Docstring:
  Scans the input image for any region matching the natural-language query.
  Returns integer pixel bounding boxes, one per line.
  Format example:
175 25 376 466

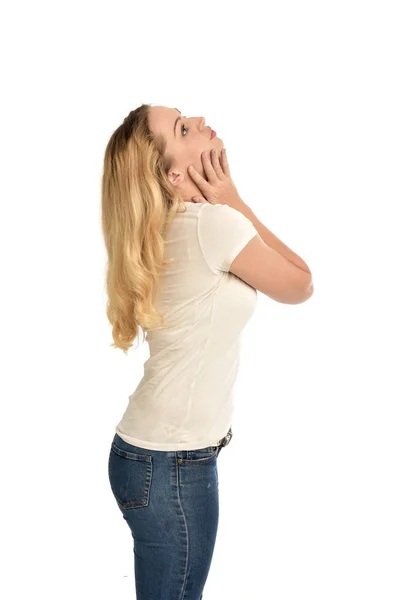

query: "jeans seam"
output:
176 457 189 600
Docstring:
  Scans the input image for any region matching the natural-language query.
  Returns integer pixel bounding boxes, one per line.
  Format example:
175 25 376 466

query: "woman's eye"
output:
181 123 188 136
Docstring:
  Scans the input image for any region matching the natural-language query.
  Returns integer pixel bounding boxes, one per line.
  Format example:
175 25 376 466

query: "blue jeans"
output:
108 429 232 599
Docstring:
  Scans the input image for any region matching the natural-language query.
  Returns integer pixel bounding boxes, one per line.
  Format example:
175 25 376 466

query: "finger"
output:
187 164 211 196
211 149 225 179
192 196 208 203
219 148 231 178
202 150 219 185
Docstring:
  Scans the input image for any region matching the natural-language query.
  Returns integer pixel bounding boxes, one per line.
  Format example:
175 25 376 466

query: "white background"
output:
1 1 399 598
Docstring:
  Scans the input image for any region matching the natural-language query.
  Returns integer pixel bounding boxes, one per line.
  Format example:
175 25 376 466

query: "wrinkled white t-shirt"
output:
115 201 258 450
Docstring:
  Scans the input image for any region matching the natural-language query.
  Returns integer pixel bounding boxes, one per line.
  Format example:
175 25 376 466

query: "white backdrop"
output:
1 1 399 599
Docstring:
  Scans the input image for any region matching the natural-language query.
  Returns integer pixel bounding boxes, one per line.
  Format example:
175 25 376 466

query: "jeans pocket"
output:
177 446 220 465
108 442 153 509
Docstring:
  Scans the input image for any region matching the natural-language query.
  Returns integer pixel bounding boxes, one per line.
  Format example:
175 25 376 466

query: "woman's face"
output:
148 105 224 201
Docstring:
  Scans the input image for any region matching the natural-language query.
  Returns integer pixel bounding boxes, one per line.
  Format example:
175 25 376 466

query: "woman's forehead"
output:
148 106 181 142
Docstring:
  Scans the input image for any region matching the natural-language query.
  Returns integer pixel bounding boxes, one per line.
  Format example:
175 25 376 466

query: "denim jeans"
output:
108 428 232 599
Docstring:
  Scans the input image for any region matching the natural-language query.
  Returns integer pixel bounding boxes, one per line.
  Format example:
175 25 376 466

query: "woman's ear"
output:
168 169 184 187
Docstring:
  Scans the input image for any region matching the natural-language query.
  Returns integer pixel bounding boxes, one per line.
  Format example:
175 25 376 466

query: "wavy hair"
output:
101 104 187 353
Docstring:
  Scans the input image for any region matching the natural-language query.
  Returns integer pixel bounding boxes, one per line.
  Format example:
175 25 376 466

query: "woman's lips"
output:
210 129 216 139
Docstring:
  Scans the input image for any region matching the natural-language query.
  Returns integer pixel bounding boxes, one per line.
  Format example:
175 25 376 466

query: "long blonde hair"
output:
101 104 187 353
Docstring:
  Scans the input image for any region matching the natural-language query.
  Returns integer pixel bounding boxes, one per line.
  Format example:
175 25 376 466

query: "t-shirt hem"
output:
115 426 230 451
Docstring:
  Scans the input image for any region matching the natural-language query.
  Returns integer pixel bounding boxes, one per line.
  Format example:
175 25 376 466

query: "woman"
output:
103 104 314 599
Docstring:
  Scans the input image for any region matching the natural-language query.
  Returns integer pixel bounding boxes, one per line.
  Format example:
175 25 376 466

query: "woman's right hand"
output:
187 148 246 212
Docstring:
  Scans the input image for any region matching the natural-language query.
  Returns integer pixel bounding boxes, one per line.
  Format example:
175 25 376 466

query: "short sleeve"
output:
197 202 258 274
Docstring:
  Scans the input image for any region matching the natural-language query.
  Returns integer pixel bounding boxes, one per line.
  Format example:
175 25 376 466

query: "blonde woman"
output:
103 104 314 599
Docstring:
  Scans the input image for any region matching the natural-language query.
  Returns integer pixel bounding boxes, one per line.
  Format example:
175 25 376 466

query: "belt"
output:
217 426 233 448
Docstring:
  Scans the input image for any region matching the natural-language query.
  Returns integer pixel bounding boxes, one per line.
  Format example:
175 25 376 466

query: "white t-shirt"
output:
115 201 259 450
